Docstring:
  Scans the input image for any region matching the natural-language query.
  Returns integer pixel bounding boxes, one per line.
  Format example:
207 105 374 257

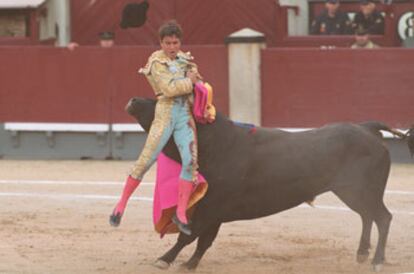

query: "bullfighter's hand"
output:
186 71 199 84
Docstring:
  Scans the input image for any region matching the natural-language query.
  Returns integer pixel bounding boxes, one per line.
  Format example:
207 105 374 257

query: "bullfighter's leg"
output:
154 233 198 269
130 109 175 180
110 110 174 226
181 223 221 270
171 100 198 235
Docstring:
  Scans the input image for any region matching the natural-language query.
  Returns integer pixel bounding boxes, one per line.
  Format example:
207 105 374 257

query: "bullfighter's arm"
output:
150 61 193 98
187 62 203 81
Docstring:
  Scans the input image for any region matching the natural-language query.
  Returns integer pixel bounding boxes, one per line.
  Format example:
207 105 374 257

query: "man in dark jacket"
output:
310 0 352 35
352 0 385 35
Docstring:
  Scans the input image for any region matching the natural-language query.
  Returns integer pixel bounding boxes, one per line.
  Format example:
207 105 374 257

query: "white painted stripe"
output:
3 123 407 138
0 192 413 216
298 204 351 212
299 204 414 216
112 123 144 132
4 122 109 132
278 127 408 139
0 192 153 202
278 128 312 133
386 190 414 195
0 179 154 186
1 179 413 195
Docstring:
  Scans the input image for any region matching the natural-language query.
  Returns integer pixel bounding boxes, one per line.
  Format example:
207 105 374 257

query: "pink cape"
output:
192 82 209 124
153 152 208 236
193 82 215 124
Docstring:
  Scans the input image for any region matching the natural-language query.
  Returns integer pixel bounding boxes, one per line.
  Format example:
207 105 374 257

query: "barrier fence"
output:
0 46 413 160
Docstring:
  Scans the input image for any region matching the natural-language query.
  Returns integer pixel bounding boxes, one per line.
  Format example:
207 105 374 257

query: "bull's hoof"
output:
172 215 192 236
153 259 170 269
372 264 383 272
180 261 199 271
109 212 122 227
356 253 369 263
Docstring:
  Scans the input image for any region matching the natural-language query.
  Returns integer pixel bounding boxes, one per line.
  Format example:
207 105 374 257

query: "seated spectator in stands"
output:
98 31 115 48
310 0 352 35
67 31 115 50
352 0 384 35
351 26 380 49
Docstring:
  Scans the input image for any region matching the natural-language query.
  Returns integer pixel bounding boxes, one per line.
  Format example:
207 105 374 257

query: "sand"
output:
0 160 413 274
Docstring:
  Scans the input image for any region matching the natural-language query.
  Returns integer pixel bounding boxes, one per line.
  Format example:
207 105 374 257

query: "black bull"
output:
125 97 414 271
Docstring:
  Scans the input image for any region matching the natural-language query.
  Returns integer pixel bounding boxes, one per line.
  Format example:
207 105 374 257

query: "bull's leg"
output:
371 202 392 271
154 233 197 269
333 188 377 264
181 223 221 270
357 216 373 263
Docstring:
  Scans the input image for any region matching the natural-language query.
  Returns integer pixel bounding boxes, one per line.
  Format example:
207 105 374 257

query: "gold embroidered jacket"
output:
139 50 201 99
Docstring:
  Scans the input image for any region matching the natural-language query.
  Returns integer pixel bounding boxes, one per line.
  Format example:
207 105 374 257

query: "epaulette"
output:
139 50 194 75
177 51 194 61
138 50 169 75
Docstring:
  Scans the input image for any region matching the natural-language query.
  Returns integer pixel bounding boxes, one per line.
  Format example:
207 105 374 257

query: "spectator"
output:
352 0 385 35
310 0 352 35
351 26 380 49
98 31 115 48
67 31 115 50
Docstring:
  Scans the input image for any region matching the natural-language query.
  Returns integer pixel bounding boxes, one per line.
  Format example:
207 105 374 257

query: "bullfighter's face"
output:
160 35 181 60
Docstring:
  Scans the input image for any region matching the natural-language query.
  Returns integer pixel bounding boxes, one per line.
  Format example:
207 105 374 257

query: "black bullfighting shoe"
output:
109 211 122 227
172 214 192 236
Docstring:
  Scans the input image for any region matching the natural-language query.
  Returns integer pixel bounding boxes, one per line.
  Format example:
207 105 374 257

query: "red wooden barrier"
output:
3 46 412 129
261 48 414 128
0 46 228 123
0 47 111 123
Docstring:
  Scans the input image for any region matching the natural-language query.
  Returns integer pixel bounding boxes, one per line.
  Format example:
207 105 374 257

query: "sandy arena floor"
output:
0 160 413 274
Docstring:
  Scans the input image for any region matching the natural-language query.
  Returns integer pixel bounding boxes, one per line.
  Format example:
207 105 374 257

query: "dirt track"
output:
0 160 413 274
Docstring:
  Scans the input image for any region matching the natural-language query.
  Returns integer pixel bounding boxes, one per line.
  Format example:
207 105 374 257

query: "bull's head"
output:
125 97 156 132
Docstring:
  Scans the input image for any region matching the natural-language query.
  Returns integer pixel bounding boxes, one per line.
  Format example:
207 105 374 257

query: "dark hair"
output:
158 20 183 40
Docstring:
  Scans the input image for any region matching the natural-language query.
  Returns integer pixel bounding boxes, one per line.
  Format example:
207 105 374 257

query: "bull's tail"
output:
359 121 414 157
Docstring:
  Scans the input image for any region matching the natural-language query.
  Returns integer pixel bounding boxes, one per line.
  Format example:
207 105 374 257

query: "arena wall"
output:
261 48 414 128
0 46 413 161
0 46 228 159
0 46 229 123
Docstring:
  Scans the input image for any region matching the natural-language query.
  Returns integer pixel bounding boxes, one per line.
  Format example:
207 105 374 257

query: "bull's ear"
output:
130 98 155 132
